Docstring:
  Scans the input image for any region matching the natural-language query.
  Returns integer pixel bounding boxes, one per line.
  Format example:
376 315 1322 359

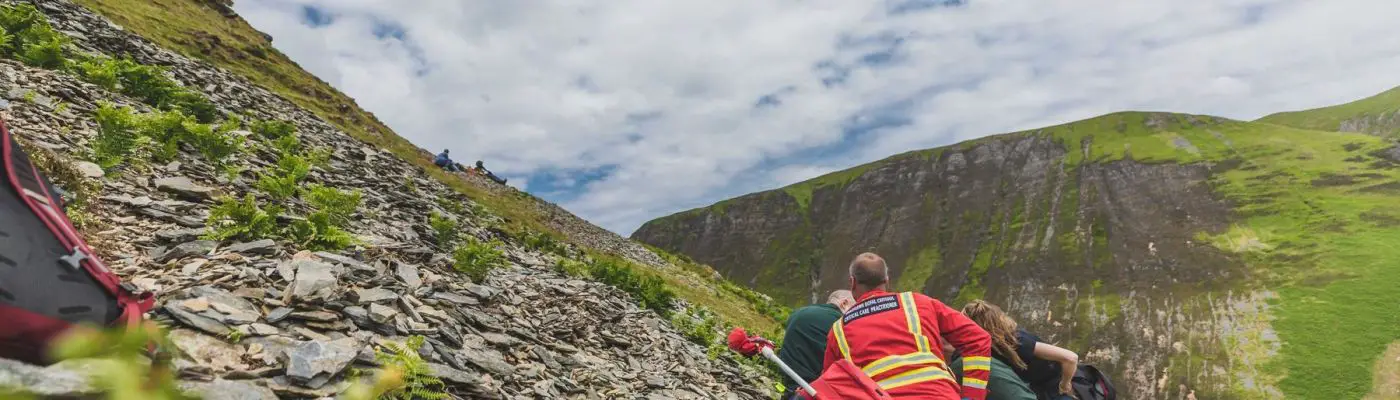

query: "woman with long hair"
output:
961 300 1080 400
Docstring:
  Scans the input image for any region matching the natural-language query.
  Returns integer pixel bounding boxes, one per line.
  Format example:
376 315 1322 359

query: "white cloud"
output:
235 0 1400 235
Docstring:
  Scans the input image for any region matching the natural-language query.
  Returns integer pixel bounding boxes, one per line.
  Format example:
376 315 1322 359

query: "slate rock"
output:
289 259 338 302
155 176 216 201
395 263 422 289
228 239 279 255
73 161 103 179
0 358 107 396
460 347 514 376
156 227 208 243
157 240 217 262
178 379 279 400
432 291 478 306
282 338 360 387
266 307 294 323
427 363 482 387
464 283 498 300
351 288 397 304
166 305 232 336
368 303 398 324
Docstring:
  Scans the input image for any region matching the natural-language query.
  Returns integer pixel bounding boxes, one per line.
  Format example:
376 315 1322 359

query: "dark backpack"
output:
0 116 156 365
1071 364 1116 400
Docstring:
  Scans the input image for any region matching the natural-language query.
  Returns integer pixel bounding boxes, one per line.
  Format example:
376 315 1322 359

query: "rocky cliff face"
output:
0 0 775 398
635 110 1400 399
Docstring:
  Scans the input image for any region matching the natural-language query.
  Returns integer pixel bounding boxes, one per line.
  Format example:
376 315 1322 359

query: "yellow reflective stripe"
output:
964 377 988 390
861 352 947 377
876 365 955 391
962 356 991 371
898 292 932 353
831 320 852 361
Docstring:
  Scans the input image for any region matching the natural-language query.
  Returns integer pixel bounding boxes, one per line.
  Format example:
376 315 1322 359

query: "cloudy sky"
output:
235 0 1400 235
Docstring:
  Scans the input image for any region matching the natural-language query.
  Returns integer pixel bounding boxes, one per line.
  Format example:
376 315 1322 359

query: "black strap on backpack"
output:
1071 364 1116 400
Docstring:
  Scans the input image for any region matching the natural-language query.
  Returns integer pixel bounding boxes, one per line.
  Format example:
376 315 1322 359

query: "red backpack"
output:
796 359 894 400
0 116 156 365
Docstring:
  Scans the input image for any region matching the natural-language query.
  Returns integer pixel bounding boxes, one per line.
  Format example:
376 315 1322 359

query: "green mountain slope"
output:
1258 85 1400 135
634 106 1400 399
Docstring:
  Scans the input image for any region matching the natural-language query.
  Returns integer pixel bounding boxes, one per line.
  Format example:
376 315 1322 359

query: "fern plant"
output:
255 154 310 200
453 239 506 283
90 102 141 169
304 184 362 225
204 194 282 242
428 211 457 247
374 336 448 400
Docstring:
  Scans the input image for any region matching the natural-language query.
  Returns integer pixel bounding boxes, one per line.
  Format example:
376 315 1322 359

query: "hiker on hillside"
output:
943 339 1037 400
822 252 994 399
776 290 857 400
434 149 458 171
961 300 1080 400
474 160 507 185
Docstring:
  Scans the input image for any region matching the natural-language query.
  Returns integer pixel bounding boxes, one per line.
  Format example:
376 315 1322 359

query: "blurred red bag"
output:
796 359 893 400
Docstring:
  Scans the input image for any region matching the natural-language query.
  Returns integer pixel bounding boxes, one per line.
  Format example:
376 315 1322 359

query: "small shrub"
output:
286 211 356 251
428 211 457 247
307 147 332 168
588 258 676 314
522 230 566 255
170 90 218 123
74 57 124 91
205 194 282 242
453 239 505 283
373 336 447 400
672 307 720 347
250 119 296 140
255 154 310 200
116 62 182 108
553 258 588 277
16 33 67 69
90 102 140 169
133 109 186 162
271 134 300 155
303 184 361 225
0 4 71 69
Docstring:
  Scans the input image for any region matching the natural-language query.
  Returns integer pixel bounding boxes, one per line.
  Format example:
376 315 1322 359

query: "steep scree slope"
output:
634 109 1400 399
0 0 783 399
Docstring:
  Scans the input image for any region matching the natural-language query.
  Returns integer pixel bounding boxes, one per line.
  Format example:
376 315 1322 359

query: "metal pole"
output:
760 346 817 397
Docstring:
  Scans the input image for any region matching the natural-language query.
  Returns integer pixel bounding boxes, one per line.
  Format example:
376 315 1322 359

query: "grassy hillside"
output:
640 108 1400 399
68 0 785 337
1258 85 1400 135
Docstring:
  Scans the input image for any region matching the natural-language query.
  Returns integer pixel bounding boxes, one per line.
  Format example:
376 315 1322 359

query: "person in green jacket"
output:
946 344 1038 400
776 290 856 400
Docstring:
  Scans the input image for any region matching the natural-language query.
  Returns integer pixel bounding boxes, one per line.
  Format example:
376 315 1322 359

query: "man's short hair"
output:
849 253 889 288
827 289 853 305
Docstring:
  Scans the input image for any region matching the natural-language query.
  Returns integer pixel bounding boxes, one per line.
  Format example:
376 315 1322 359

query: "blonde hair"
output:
960 300 1027 370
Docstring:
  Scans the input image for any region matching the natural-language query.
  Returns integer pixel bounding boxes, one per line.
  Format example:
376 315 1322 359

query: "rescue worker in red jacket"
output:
823 252 994 400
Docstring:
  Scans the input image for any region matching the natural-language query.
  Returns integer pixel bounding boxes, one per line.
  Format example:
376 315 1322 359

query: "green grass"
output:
893 247 940 292
1258 86 1400 134
1127 120 1400 398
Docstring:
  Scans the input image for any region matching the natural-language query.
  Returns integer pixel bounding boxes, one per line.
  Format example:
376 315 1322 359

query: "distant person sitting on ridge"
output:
962 300 1080 400
434 149 458 171
474 160 507 185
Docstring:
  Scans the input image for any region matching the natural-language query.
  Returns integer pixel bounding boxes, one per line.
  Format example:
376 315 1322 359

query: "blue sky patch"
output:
887 0 968 15
300 5 334 27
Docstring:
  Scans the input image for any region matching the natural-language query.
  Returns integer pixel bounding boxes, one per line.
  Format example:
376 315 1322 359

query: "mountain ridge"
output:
633 100 1400 399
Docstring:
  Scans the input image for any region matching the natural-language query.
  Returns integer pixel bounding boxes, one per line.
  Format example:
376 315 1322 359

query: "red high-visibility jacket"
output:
823 290 992 400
